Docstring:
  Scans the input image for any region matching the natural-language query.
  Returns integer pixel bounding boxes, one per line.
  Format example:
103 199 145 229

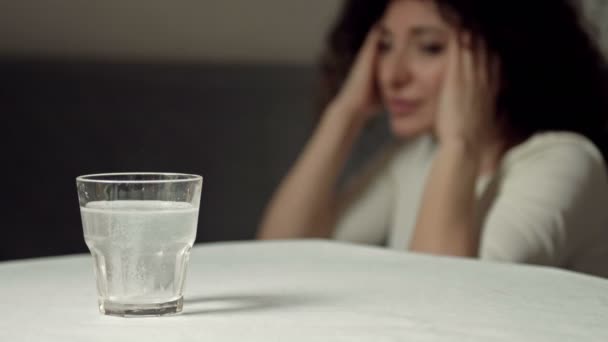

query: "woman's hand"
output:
410 34 502 257
329 26 382 124
435 35 499 149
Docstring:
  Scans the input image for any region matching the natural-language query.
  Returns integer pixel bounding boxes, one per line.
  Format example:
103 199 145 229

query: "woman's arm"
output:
410 141 481 256
410 34 499 256
258 28 382 239
258 105 365 239
480 136 608 274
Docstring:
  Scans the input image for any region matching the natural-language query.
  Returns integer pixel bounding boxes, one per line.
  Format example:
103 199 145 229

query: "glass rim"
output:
76 172 203 184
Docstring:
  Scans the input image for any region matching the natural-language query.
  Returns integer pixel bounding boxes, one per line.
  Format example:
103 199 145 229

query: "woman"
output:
259 0 608 277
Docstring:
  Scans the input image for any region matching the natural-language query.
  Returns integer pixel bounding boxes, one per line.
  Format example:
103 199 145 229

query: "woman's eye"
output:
420 43 445 55
378 40 392 53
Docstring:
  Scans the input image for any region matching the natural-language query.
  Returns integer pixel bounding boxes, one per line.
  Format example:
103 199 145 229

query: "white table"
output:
2 240 608 341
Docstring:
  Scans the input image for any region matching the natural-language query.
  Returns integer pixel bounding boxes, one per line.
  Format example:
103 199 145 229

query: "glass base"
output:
99 297 183 317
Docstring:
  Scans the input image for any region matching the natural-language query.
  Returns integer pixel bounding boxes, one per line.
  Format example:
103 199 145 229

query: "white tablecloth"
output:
1 240 607 341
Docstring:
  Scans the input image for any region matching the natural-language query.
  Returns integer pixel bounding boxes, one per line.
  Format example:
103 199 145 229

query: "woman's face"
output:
377 0 452 138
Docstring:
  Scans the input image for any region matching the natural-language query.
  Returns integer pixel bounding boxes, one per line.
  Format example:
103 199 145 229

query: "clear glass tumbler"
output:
76 173 203 317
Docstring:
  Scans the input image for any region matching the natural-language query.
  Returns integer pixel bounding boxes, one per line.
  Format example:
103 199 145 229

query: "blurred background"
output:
1 0 343 260
2 0 607 261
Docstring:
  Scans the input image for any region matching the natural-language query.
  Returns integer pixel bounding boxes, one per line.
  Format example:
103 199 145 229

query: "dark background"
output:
2 59 317 260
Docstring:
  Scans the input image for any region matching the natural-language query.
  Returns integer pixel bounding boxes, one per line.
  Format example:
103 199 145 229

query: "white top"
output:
581 0 608 57
334 132 608 277
2 241 608 341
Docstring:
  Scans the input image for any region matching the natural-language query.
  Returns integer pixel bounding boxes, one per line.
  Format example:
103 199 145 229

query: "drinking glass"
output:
76 173 203 317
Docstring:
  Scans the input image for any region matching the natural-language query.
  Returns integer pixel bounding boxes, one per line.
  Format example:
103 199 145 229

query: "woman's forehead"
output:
381 0 449 31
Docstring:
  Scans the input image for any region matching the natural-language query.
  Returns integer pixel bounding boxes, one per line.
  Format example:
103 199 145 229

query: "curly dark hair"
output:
319 0 608 154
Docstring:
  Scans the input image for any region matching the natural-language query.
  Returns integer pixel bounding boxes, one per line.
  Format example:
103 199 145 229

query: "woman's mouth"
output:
387 98 421 115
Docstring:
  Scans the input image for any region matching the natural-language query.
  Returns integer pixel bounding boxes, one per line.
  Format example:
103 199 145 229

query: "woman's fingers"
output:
352 26 382 113
350 26 380 81
441 32 459 99
463 36 499 117
332 25 382 118
474 40 500 116
362 25 381 60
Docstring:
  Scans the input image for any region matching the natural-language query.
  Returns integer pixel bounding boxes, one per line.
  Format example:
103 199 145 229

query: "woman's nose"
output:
387 53 412 89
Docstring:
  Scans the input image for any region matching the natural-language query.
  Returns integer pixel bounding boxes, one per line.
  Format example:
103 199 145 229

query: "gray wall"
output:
2 1 606 62
0 0 342 63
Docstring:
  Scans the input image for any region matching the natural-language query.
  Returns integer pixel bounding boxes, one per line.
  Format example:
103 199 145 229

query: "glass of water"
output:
76 173 203 317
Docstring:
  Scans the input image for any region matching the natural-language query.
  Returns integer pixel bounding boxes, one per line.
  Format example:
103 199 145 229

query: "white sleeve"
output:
480 142 608 267
332 156 395 246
